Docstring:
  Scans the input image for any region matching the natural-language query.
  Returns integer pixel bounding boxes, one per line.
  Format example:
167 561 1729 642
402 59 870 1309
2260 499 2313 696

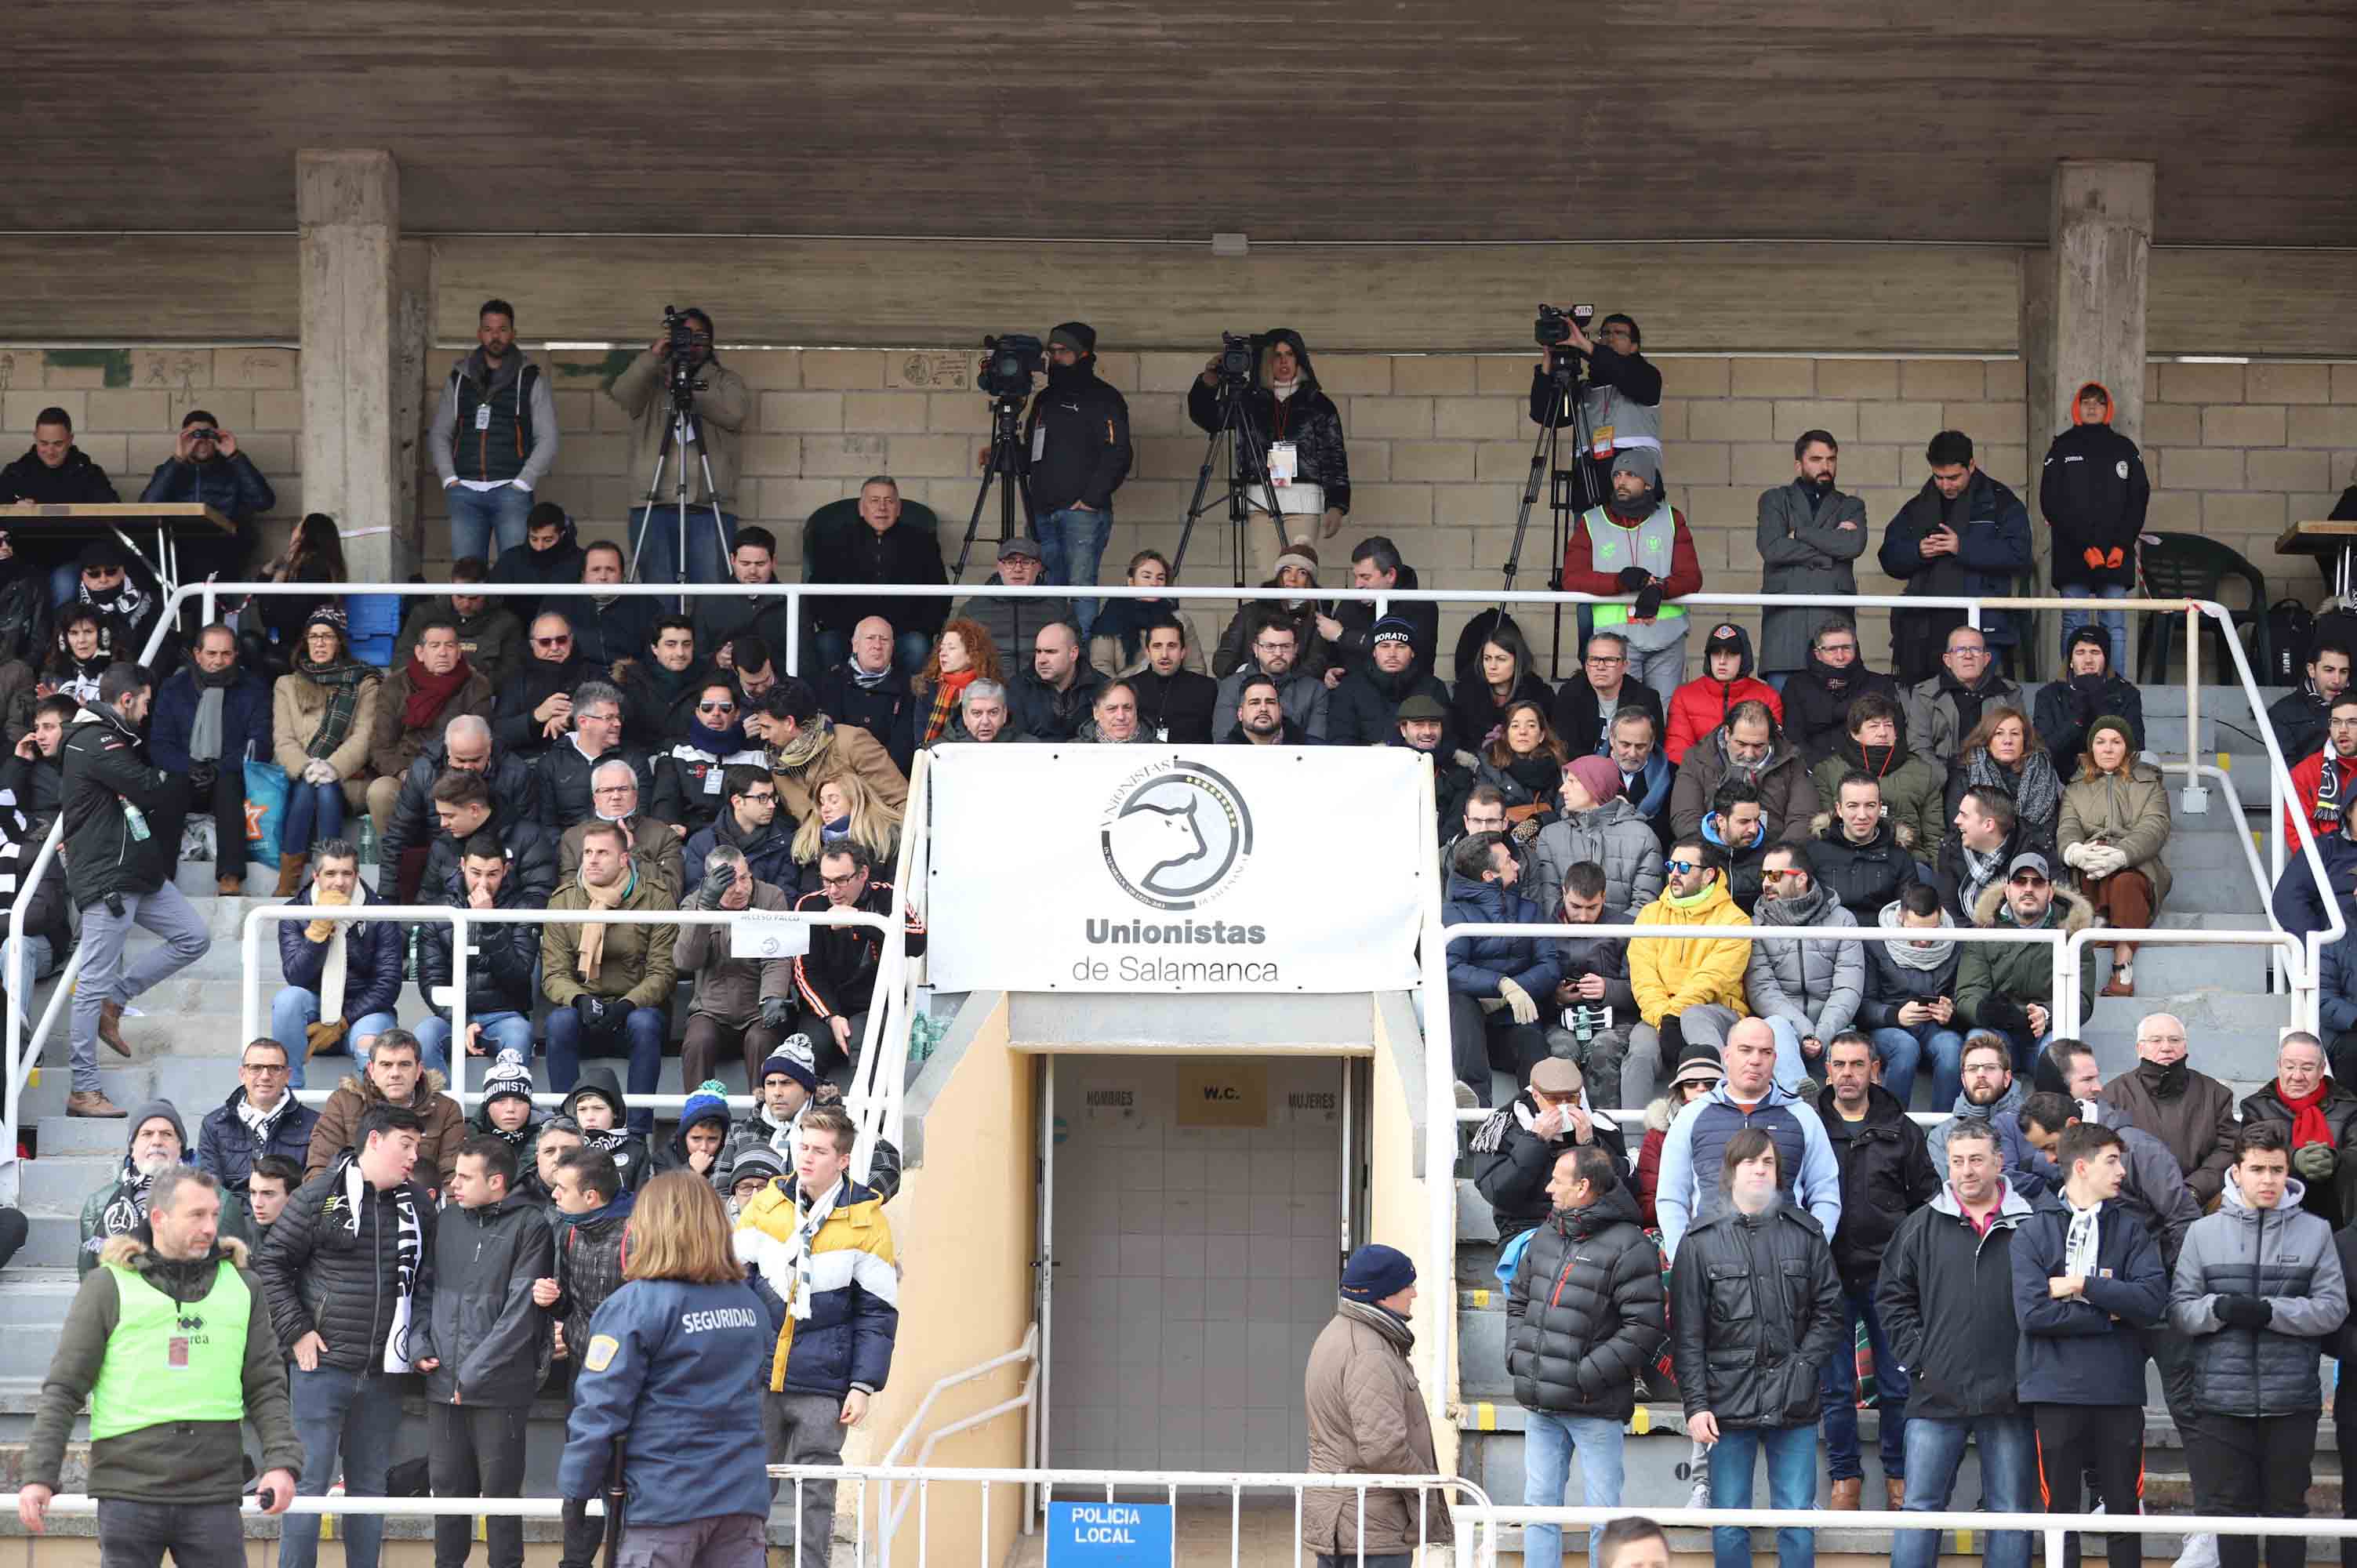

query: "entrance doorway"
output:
1042 1054 1364 1472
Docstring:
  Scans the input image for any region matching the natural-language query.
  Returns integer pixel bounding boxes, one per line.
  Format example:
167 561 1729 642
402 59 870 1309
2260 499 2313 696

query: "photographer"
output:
1188 328 1351 579
1528 311 1663 510
1022 323 1132 637
611 307 751 587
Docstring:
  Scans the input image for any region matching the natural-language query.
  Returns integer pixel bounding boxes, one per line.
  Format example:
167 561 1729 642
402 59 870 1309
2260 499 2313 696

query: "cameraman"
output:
611 307 751 588
1189 328 1351 582
1528 311 1662 510
1022 322 1132 637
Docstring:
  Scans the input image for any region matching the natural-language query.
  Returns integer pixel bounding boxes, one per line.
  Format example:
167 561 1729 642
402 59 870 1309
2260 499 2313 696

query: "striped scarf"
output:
922 668 979 746
297 655 372 760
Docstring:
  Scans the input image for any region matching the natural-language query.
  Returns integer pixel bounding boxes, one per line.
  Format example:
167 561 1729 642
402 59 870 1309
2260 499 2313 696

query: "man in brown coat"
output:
755 675 908 823
2100 1011 2241 1207
363 619 494 845
302 1028 467 1191
1302 1244 1452 1568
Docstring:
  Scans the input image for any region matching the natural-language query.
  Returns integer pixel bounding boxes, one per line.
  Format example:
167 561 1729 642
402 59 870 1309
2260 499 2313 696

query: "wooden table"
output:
0 502 234 597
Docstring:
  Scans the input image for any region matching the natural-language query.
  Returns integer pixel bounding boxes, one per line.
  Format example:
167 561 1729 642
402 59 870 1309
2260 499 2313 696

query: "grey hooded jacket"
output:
2168 1170 2349 1417
1524 796 1665 924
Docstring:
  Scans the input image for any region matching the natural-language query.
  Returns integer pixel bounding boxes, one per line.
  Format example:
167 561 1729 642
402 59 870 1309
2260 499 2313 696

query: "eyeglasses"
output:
532 635 571 648
1586 655 1625 666
2009 873 2049 887
743 791 778 804
241 1061 289 1075
1253 641 1295 654
819 872 862 889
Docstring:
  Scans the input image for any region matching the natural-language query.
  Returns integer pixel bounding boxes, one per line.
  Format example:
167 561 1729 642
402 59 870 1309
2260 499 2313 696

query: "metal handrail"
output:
874 1323 1042 1548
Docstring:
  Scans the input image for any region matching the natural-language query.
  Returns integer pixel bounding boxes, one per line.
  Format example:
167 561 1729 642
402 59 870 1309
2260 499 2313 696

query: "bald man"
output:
813 614 917 774
2097 1012 2239 1207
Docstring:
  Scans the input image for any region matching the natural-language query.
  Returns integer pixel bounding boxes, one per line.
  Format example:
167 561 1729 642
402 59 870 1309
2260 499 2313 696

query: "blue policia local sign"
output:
1044 1501 1175 1568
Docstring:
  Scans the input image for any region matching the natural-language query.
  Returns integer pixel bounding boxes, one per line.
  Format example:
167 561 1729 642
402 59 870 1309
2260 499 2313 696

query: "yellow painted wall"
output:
848 992 1037 1568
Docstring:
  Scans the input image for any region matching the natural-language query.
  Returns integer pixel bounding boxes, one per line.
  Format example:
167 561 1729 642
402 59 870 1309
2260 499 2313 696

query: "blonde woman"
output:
2058 714 2172 996
1088 549 1209 677
790 771 902 896
1945 703 2061 853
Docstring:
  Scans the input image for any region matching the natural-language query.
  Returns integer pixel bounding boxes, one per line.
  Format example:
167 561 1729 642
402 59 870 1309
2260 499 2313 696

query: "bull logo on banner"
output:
1099 760 1255 911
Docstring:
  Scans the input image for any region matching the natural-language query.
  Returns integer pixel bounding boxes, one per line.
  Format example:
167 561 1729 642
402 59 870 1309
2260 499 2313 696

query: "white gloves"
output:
302 759 338 786
2061 841 2089 869
1498 976 1539 1025
2068 842 2128 878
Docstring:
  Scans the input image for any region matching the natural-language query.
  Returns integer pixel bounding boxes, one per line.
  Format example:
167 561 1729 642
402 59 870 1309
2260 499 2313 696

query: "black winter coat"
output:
682 809 797 895
253 1159 438 1374
689 592 799 665
1814 1085 1939 1290
419 813 558 913
2040 416 2150 591
1669 1203 1845 1428
1553 678 1665 761
194 1089 321 1195
1322 566 1434 677
804 520 949 639
1186 331 1351 517
1781 661 1901 767
1473 1089 1632 1244
2239 1080 2357 1229
1024 361 1132 514
2010 1190 2168 1406
1506 1181 1665 1421
1129 668 1219 746
1328 665 1450 749
147 667 273 777
1804 814 1923 924
543 592 652 671
412 1190 553 1407
380 740 542 876
0 446 118 506
647 733 767 835
535 739 653 833
1009 666 1107 743
1858 930 1963 1030
616 659 717 753
553 1193 636 1353
815 662 919 775
485 527 587 626
1875 1183 2036 1419
490 653 604 758
0 567 50 666
277 879 405 1025
418 876 544 1023
59 704 181 909
140 452 276 523
2033 673 2145 781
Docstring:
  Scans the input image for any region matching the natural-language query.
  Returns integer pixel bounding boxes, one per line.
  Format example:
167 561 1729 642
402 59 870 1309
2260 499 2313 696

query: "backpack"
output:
2269 599 2316 684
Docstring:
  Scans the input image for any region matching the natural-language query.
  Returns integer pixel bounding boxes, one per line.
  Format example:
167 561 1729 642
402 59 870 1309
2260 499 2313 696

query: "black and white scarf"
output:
98 1160 161 1243
237 1091 294 1149
340 1156 423 1372
1961 840 2008 913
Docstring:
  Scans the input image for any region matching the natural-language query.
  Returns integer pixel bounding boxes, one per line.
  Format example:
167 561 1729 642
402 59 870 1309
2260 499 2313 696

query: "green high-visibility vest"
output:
1585 501 1687 628
89 1259 249 1439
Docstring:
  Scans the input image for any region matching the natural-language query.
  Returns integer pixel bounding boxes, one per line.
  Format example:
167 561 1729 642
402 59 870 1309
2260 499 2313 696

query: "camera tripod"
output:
1498 347 1604 677
1175 372 1291 587
624 374 732 612
953 394 1038 580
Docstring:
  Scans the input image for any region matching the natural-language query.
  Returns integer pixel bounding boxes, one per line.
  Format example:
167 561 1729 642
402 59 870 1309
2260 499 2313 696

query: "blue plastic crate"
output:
345 593 403 637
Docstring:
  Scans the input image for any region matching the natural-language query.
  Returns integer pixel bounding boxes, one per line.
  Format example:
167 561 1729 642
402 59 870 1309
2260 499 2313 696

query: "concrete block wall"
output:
0 347 307 543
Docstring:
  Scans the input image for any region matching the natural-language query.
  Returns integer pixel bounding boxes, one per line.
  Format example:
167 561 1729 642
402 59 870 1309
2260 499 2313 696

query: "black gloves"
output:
2217 1295 2273 1330
1633 583 1665 622
189 761 218 793
1615 567 1651 592
759 995 793 1032
696 865 736 909
1658 1014 1685 1062
573 994 616 1033
1977 994 2029 1034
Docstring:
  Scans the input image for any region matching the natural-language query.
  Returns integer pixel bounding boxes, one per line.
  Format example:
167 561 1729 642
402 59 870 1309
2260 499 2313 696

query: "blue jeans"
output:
628 504 738 592
1873 1025 1964 1112
812 626 935 678
415 1009 535 1078
281 778 346 855
281 1363 405 1568
1820 1283 1907 1483
1037 505 1112 634
1707 1422 1817 1568
1894 1413 2038 1568
1522 1411 1626 1568
271 989 399 1091
546 1001 666 1134
2060 583 2130 675
1763 1018 1817 1096
2 932 56 1027
445 481 536 566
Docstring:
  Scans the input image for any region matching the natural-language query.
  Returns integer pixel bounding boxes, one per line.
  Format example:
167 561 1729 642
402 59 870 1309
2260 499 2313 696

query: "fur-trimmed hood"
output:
1809 810 1915 851
100 1232 251 1270
1970 879 2096 935
1645 1096 1678 1134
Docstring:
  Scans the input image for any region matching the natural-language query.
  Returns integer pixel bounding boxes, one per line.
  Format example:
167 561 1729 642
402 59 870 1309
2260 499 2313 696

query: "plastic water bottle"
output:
122 801 151 842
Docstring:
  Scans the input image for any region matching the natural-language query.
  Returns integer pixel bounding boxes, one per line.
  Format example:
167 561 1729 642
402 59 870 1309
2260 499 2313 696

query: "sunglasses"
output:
2010 873 2049 887
532 636 572 648
697 701 737 713
1665 859 1698 875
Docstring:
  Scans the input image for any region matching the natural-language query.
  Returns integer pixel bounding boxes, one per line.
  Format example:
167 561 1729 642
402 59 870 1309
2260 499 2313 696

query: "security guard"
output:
559 1171 777 1568
18 1166 300 1564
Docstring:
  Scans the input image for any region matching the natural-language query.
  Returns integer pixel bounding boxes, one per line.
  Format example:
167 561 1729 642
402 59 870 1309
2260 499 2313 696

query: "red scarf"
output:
2279 1077 2336 1149
401 652 475 730
923 666 979 746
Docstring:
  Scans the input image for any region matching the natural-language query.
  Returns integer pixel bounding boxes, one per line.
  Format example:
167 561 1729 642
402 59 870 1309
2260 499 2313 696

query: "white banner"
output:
925 745 1425 993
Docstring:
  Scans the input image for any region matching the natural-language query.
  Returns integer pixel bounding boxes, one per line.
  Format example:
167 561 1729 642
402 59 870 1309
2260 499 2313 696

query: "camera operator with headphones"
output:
1528 310 1662 513
611 307 751 587
1189 328 1352 583
1022 323 1132 638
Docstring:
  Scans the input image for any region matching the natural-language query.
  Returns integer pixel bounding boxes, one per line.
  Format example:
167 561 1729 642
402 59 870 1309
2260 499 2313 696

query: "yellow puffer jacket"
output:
1629 877 1753 1025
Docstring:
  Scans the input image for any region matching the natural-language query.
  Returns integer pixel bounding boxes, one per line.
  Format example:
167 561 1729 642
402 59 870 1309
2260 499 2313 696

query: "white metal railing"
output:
873 1324 1042 1553
240 901 900 1183
1466 1503 2357 1568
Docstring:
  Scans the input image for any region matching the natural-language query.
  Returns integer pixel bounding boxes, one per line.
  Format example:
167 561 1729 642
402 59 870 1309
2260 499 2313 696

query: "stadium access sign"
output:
927 746 1424 992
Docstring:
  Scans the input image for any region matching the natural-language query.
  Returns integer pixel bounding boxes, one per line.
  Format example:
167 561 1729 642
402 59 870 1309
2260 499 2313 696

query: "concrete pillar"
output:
2045 159 2154 447
296 149 410 579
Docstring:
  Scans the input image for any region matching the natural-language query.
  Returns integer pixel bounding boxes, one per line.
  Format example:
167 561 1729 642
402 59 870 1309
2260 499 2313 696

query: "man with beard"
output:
2289 696 2357 845
2268 639 2351 767
2036 625 2146 779
430 298 559 564
486 503 587 620
720 1035 903 1203
1814 1031 1938 1510
1668 699 1819 844
1529 310 1663 527
147 622 272 895
1329 618 1449 746
2041 383 2151 675
1905 625 2024 771
1128 616 1219 745
1215 612 1328 741
1956 851 2098 1073
491 612 601 760
1758 431 1871 693
1552 631 1665 760
616 615 717 751
688 528 797 656
1024 322 1132 633
363 619 492 848
80 1102 254 1276
650 678 767 834
1925 1033 2036 1175
1560 448 1702 709
1749 844 1865 1098
1222 674 1309 746
1393 695 1475 829
1879 430 2033 684
1782 618 1901 767
1011 620 1107 742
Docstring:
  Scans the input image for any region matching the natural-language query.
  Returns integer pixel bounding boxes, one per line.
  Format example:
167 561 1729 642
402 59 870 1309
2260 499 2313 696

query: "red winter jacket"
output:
1666 675 1783 765
2289 746 2357 844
